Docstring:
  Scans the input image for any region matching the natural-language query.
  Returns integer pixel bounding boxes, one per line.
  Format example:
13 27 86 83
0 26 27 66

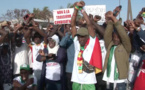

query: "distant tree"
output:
67 3 74 8
14 9 29 22
1 9 29 22
33 8 41 19
33 6 52 21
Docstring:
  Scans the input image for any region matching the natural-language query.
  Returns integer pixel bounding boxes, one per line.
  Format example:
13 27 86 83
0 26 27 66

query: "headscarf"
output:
47 35 59 55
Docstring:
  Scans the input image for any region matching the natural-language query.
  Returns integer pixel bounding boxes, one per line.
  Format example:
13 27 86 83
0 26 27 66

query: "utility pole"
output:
127 0 133 20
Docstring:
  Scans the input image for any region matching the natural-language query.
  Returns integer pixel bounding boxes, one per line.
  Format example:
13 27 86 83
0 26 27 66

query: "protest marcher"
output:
13 33 29 77
0 25 8 90
89 14 105 40
59 26 75 90
13 64 37 90
136 7 145 22
24 13 47 89
133 45 145 90
0 1 145 90
125 14 145 90
71 1 102 90
89 12 106 90
124 18 145 89
0 22 14 90
103 11 131 90
36 34 66 90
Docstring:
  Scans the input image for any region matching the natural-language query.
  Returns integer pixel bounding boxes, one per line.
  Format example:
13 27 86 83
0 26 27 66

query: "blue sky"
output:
0 0 144 22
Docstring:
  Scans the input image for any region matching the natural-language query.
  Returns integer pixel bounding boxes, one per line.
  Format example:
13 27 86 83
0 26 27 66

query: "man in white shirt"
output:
24 23 47 90
71 1 102 90
13 34 29 76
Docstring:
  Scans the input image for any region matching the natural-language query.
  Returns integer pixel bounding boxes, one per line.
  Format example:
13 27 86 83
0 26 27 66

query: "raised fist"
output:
134 19 143 27
73 2 78 7
76 1 85 8
94 15 101 22
105 11 114 20
89 14 93 20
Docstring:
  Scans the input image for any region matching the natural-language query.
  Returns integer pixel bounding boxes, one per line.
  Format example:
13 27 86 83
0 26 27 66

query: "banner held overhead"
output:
53 8 74 25
84 5 106 23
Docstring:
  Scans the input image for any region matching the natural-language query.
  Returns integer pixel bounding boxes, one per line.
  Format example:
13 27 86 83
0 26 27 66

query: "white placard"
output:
53 8 74 25
84 5 106 23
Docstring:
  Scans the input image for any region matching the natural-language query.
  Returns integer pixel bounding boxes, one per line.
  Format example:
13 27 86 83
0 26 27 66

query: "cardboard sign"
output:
84 5 106 23
53 8 74 25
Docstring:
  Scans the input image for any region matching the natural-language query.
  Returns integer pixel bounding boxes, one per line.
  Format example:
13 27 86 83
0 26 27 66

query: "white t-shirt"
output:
99 40 106 68
13 75 37 88
13 44 29 74
71 36 97 84
103 47 126 83
45 61 61 81
30 43 44 70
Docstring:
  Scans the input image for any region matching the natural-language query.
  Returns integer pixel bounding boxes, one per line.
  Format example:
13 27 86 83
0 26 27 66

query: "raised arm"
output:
48 25 59 37
114 22 131 54
91 19 105 37
78 1 96 38
13 24 23 34
104 22 114 49
57 26 64 38
59 32 72 48
104 11 115 49
111 12 131 53
32 26 47 44
71 2 78 38
55 25 64 39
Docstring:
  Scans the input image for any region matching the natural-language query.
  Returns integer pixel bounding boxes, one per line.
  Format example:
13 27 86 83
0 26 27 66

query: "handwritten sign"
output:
84 5 106 23
53 8 74 25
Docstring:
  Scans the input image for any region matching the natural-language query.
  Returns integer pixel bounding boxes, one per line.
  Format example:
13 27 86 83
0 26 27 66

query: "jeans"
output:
66 73 72 90
45 79 61 90
106 82 126 90
95 72 106 90
33 70 42 90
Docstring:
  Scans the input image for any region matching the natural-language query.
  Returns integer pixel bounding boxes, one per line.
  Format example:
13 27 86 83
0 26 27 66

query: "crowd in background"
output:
0 1 145 90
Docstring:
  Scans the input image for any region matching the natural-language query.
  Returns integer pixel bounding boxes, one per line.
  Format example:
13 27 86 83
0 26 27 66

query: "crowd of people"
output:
0 1 145 90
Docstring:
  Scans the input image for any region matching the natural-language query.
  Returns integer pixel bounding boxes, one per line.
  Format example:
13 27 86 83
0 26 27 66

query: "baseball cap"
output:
20 64 30 71
76 27 89 36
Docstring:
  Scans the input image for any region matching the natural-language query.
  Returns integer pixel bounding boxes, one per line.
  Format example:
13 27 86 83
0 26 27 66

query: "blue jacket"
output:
133 30 145 51
137 29 145 43
59 33 74 73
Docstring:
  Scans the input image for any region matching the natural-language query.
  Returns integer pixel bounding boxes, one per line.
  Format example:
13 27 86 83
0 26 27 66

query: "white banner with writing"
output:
53 8 74 25
84 5 106 23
